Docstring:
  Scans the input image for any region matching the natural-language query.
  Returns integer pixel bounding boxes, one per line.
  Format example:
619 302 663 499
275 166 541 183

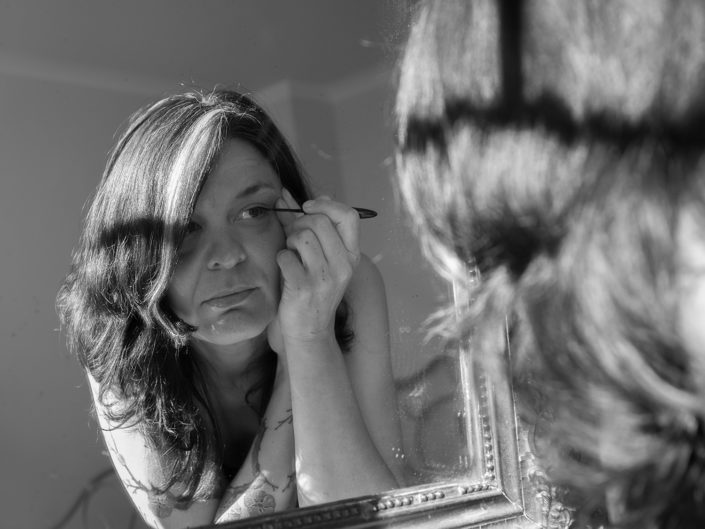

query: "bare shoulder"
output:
86 372 220 528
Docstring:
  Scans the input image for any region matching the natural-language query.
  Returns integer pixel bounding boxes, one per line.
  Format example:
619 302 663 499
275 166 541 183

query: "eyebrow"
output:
235 182 278 200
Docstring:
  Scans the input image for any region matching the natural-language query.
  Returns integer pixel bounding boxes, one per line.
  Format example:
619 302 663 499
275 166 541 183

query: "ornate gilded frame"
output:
209 283 573 529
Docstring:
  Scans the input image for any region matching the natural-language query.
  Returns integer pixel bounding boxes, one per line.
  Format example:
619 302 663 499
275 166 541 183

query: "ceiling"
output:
0 0 414 92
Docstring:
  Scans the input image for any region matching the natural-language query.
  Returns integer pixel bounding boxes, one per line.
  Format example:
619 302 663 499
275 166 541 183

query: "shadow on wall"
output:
46 468 150 529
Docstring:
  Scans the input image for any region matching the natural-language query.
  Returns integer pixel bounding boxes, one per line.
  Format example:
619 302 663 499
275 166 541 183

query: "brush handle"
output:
268 206 377 219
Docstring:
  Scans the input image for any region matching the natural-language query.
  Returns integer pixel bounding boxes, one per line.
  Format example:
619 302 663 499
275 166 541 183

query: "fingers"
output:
273 194 361 343
277 217 355 297
301 197 360 258
276 247 307 285
290 213 351 268
276 191 360 286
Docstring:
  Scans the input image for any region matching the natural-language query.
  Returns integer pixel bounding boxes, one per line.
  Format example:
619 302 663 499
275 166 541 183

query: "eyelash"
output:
184 205 272 235
236 205 271 221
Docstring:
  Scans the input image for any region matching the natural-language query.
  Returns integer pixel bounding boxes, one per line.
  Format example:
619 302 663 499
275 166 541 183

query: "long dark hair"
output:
396 1 705 527
57 89 352 501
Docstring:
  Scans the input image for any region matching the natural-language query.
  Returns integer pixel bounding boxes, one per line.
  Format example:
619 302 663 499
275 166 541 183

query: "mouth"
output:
203 288 256 310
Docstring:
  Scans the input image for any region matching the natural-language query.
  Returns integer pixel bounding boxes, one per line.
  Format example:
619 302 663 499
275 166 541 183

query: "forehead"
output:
200 138 281 199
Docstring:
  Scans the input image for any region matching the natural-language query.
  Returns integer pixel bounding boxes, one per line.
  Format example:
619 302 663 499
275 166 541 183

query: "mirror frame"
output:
207 282 574 529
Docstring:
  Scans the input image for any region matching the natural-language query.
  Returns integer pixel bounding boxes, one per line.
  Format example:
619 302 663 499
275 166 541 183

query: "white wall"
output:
0 73 156 527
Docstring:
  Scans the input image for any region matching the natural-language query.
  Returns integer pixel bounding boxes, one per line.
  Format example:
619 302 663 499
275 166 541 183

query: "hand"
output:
267 189 360 352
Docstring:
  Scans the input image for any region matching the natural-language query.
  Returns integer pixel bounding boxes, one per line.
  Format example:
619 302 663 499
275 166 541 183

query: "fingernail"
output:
302 200 314 210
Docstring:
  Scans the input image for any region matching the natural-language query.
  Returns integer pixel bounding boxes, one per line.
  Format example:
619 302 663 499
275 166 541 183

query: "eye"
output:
236 206 271 221
185 220 202 234
177 220 201 256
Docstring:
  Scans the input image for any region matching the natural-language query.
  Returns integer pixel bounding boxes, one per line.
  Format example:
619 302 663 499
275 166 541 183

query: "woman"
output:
395 1 705 527
57 89 402 528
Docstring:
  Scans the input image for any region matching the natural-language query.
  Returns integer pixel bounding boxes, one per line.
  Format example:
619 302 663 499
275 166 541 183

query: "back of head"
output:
396 1 705 527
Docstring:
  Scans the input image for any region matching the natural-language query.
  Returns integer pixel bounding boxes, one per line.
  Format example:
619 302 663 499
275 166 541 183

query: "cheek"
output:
253 225 286 296
265 229 286 280
261 218 286 261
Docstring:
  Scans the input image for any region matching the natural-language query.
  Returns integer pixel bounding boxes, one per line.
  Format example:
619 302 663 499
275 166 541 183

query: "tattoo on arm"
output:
282 472 297 493
275 408 293 430
249 420 278 491
104 433 214 519
219 415 294 519
219 489 276 520
102 410 295 522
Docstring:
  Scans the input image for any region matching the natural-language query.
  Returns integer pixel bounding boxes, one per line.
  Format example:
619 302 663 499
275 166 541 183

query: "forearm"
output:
215 360 296 522
286 336 397 505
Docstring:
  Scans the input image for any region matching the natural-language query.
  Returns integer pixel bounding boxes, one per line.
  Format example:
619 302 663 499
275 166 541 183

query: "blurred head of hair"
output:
395 1 705 526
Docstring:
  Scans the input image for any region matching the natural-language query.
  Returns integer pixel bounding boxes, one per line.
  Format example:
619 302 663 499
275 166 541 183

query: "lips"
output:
203 288 256 310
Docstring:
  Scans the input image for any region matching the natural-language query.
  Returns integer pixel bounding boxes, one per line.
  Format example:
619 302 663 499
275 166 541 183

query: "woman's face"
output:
166 138 285 348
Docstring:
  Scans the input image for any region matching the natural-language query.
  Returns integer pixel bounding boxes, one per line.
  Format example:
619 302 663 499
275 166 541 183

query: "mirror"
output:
208 281 574 529
0 1 566 528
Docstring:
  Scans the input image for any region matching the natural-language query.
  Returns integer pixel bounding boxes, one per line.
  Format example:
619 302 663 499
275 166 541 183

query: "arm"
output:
341 254 406 486
272 191 401 505
87 373 219 529
287 256 403 505
87 361 296 528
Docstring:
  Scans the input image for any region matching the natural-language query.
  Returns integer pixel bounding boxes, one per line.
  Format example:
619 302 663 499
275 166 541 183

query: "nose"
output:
206 229 247 270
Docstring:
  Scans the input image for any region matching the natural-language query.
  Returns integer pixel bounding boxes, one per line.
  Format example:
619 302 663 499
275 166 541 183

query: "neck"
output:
189 333 276 444
189 332 272 393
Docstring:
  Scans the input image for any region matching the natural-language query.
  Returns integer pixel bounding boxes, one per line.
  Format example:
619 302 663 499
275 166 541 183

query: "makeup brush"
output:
266 206 378 219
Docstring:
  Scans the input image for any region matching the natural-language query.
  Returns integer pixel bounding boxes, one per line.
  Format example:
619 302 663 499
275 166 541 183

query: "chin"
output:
195 310 274 346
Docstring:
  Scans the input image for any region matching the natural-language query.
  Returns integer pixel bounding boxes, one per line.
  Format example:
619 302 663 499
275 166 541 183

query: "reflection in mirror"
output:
0 1 498 528
0 1 568 528
212 282 575 529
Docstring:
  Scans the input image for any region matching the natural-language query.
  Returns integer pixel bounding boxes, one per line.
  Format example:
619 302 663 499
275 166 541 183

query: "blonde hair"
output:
396 1 705 526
